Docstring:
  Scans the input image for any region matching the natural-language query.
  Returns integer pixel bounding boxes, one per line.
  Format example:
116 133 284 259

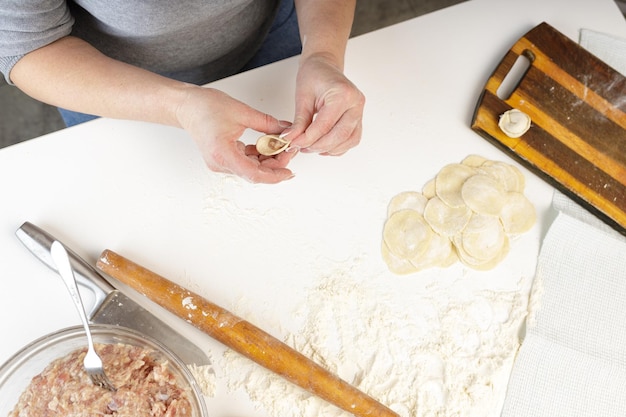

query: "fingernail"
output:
279 129 292 139
278 120 292 128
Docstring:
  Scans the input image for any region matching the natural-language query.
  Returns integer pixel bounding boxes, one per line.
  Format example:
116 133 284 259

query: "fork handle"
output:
51 241 96 348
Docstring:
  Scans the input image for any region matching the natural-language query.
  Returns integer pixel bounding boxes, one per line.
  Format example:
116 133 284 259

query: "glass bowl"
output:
0 324 208 417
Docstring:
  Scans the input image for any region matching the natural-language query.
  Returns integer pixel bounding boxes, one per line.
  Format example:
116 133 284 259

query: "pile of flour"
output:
219 262 528 417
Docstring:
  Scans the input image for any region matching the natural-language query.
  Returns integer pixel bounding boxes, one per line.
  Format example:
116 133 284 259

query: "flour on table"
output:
188 360 217 398
221 261 529 417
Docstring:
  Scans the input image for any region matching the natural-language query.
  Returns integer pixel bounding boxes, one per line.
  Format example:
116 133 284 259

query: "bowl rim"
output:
0 324 208 416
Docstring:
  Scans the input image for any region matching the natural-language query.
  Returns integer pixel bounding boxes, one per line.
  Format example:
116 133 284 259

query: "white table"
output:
1 0 624 416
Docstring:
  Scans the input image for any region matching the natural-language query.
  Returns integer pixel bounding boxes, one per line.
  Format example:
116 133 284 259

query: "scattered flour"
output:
220 262 529 417
188 359 217 398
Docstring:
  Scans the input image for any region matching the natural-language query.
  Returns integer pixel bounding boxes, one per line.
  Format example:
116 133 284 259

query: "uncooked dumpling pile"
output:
381 155 536 274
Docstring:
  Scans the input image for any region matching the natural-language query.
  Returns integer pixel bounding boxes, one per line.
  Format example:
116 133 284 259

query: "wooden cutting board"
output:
471 22 626 236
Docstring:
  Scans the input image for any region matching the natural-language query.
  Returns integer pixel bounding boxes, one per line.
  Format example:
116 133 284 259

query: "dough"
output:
498 109 531 138
500 192 536 234
424 196 472 237
435 163 477 208
381 155 536 274
461 174 506 216
383 209 434 259
387 191 429 217
479 161 525 193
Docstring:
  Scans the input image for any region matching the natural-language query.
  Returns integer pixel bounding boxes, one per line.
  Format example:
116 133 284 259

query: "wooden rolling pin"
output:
97 249 399 417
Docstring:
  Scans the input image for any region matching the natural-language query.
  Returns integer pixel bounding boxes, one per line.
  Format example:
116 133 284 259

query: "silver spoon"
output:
51 241 116 391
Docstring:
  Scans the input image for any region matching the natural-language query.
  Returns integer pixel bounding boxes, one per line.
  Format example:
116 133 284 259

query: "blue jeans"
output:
241 0 301 71
59 0 301 127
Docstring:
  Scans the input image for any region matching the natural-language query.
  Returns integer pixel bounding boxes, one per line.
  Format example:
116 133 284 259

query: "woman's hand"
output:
284 53 365 156
176 86 297 184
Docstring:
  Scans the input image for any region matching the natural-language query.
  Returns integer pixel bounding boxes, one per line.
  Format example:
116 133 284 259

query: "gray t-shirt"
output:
0 0 279 85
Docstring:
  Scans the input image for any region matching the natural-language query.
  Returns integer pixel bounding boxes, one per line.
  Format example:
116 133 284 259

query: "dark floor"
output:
1 0 624 148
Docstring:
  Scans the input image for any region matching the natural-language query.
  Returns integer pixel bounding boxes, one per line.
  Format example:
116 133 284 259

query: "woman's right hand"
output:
175 86 297 184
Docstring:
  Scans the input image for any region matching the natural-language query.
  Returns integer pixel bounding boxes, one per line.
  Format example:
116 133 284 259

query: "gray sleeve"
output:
0 0 74 84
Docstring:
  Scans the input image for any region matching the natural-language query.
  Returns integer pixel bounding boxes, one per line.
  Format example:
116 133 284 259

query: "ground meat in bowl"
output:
8 343 193 417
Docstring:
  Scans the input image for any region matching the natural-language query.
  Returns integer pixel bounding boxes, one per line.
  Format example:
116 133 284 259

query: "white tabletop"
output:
1 0 625 416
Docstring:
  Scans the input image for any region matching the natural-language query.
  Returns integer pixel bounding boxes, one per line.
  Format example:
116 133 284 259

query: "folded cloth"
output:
500 190 626 417
500 29 626 417
579 28 626 76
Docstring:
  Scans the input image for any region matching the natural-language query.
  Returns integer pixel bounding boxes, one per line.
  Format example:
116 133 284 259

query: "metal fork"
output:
51 241 116 391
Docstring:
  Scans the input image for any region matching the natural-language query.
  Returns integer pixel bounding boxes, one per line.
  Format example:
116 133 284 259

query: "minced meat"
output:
8 343 194 417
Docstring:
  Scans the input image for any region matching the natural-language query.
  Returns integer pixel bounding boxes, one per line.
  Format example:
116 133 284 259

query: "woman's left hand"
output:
283 52 365 156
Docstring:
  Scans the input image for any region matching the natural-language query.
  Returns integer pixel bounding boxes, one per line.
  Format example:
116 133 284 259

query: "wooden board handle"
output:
96 249 399 417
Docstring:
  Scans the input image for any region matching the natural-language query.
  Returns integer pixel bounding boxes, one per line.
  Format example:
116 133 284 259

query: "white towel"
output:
500 29 626 417
579 29 626 76
501 191 626 416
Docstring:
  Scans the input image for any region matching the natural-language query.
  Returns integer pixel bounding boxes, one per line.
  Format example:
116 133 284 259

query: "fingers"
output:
286 57 365 156
207 141 296 184
181 89 296 184
244 144 297 169
319 121 362 156
241 105 292 137
303 99 363 155
224 106 297 183
290 88 364 155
